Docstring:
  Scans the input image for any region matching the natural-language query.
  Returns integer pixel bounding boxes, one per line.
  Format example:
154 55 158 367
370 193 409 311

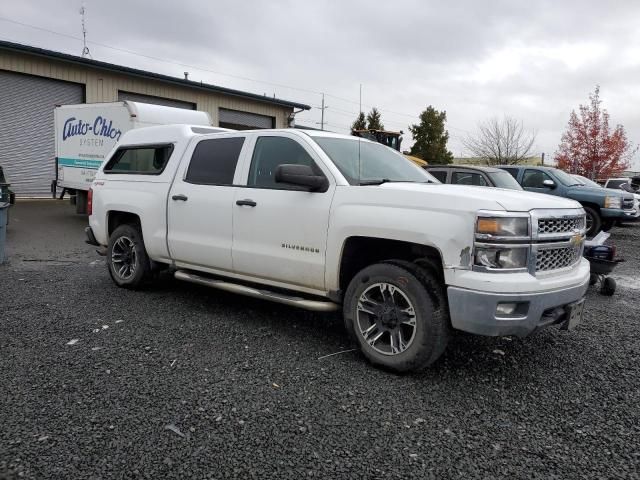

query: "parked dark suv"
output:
498 165 636 236
424 165 523 190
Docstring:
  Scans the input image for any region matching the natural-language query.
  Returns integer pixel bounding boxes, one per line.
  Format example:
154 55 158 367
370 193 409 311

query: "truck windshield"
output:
573 174 602 188
313 137 438 185
551 168 582 186
486 170 522 190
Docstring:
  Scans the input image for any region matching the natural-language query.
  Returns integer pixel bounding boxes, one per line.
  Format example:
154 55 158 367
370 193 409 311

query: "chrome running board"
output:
174 270 339 312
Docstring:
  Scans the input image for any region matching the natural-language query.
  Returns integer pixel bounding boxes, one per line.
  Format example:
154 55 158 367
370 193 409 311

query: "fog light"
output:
495 302 529 317
496 302 519 316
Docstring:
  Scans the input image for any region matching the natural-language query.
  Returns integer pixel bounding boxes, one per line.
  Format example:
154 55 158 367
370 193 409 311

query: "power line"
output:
0 16 322 96
0 15 473 135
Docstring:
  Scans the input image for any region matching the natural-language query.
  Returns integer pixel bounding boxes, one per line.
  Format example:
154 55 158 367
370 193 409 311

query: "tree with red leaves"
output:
555 86 636 180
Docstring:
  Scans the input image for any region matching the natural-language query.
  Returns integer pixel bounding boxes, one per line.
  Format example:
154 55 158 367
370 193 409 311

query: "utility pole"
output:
79 3 92 58
359 84 362 114
316 93 328 131
541 152 545 165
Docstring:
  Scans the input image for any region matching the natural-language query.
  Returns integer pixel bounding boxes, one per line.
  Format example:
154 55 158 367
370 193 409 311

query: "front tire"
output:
343 262 450 372
602 219 615 232
107 224 152 289
583 206 602 237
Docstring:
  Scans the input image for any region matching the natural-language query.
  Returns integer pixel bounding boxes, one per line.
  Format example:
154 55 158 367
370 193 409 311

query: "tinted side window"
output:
429 170 448 183
522 169 552 188
104 145 173 174
185 137 245 185
248 136 318 189
451 171 488 186
502 168 519 180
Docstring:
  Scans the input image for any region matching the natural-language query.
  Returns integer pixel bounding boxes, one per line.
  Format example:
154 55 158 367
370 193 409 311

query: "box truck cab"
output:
54 101 213 213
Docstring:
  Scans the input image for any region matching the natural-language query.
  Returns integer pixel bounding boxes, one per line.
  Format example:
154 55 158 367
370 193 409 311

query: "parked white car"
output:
87 126 590 371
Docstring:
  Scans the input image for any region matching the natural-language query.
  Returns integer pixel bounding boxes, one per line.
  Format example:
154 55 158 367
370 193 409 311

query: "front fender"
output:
325 203 475 291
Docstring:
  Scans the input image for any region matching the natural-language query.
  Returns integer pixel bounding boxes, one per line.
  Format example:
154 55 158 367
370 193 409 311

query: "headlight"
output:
474 246 528 270
476 216 529 238
604 196 622 209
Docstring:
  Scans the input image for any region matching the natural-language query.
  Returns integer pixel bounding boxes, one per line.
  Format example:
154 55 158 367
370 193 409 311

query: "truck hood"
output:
566 185 634 201
376 183 581 212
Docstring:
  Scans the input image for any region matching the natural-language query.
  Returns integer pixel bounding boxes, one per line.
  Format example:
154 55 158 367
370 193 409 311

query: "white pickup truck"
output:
87 125 590 372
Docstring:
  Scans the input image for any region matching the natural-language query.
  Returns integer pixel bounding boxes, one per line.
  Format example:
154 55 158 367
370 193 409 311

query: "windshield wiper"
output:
359 179 429 186
359 178 393 186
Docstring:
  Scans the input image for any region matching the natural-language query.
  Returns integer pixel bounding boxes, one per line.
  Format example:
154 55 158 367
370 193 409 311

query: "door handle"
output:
236 199 257 207
172 194 188 201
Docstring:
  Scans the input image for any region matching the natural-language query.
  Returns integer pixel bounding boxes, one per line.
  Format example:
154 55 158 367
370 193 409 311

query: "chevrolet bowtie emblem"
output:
570 229 584 246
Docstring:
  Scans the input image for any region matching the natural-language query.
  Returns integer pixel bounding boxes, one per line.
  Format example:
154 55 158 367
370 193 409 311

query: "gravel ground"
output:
1 201 639 479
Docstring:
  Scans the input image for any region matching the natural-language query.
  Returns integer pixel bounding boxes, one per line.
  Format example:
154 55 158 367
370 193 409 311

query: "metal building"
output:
0 41 310 197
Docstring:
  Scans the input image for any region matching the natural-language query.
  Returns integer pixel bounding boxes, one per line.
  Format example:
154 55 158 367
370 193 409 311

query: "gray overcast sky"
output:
2 0 640 168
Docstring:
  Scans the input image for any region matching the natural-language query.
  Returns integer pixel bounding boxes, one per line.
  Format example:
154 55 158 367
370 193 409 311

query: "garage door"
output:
0 71 84 197
219 108 275 130
118 91 196 110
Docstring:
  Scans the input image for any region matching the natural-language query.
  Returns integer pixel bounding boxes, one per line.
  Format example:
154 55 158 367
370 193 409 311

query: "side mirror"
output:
275 164 328 192
543 179 556 189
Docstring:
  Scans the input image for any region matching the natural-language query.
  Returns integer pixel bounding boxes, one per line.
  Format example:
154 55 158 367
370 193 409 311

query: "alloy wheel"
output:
356 282 418 356
111 236 137 281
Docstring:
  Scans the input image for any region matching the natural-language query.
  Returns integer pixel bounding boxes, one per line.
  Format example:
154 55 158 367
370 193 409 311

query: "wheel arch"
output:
108 210 142 236
579 200 601 212
337 236 445 297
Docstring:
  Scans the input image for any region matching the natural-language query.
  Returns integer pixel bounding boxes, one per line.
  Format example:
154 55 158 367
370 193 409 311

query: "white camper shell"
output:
54 101 214 213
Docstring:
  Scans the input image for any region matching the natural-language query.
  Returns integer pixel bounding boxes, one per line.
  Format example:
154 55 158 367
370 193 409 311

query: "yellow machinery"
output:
352 129 427 167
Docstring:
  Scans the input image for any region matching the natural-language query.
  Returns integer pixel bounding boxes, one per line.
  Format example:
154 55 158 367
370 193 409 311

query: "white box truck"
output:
54 101 213 213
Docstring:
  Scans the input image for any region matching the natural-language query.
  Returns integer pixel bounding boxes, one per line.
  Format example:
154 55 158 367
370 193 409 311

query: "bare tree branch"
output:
463 116 537 165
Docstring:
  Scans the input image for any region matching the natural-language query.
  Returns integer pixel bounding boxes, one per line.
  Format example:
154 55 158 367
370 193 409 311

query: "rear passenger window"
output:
429 171 447 183
104 145 173 174
451 171 488 186
185 137 245 185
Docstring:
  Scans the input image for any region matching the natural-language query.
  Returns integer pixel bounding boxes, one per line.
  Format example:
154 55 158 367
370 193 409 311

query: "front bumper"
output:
447 276 589 337
601 207 638 220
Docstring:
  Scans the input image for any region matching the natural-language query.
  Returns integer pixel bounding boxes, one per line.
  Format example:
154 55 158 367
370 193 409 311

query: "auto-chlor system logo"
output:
62 116 122 142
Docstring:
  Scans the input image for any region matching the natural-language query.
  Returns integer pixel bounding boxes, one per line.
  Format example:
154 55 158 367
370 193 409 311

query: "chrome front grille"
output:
536 245 582 271
538 216 585 235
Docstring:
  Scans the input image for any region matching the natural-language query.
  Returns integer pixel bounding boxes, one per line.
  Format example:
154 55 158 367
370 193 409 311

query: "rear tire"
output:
343 261 450 372
75 191 87 215
600 277 616 296
583 206 601 237
107 224 152 289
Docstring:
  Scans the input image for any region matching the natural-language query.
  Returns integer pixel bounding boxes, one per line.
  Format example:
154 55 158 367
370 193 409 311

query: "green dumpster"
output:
0 202 8 264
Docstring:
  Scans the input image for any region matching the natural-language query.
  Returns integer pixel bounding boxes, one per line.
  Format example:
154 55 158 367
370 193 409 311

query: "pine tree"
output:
409 106 454 164
366 108 384 130
351 112 367 132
